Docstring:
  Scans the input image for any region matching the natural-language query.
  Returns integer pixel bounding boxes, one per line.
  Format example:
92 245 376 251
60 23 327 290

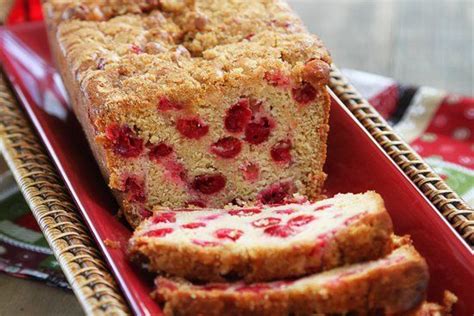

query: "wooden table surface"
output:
1 0 472 315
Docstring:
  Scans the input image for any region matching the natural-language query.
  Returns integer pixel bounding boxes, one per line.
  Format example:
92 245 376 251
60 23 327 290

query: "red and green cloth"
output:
0 172 69 288
345 69 473 204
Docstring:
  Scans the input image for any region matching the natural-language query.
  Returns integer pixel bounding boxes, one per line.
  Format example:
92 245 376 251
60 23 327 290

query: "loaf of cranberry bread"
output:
129 191 393 282
42 0 332 227
153 241 429 316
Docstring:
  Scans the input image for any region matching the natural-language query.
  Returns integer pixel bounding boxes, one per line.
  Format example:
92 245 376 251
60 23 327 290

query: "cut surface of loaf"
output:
42 0 332 227
153 242 429 316
129 192 393 282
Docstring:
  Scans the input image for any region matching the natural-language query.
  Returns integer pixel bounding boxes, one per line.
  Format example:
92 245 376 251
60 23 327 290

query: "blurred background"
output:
289 0 473 95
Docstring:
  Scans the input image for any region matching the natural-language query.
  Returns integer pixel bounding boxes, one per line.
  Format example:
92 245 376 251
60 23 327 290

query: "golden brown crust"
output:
43 0 332 228
153 243 429 316
43 0 162 22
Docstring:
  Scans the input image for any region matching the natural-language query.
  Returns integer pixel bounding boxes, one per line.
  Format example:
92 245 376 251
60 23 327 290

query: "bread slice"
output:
43 0 332 228
153 241 429 316
129 191 393 282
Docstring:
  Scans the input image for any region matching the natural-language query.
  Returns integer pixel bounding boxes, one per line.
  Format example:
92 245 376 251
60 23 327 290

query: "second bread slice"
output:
153 240 428 316
129 191 393 282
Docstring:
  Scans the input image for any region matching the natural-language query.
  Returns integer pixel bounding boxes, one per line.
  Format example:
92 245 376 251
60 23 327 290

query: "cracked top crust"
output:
44 1 332 171
45 0 331 121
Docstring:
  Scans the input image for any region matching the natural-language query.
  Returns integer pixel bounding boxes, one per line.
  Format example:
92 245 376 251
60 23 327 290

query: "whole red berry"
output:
152 212 176 224
182 222 206 229
176 117 209 139
106 124 144 158
144 228 173 237
158 96 183 111
139 208 153 219
288 215 315 227
214 228 243 241
239 162 260 182
270 139 292 163
211 137 242 159
244 117 274 145
258 182 293 205
224 99 252 133
192 174 226 195
292 82 317 105
263 225 294 237
148 143 173 161
264 70 290 88
124 177 146 203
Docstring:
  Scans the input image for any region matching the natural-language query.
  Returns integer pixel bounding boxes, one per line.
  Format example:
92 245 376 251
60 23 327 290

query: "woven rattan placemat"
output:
329 67 473 244
0 71 130 314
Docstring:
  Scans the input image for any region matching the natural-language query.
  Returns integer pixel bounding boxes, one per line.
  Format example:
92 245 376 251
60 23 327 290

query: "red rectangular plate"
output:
0 22 472 316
